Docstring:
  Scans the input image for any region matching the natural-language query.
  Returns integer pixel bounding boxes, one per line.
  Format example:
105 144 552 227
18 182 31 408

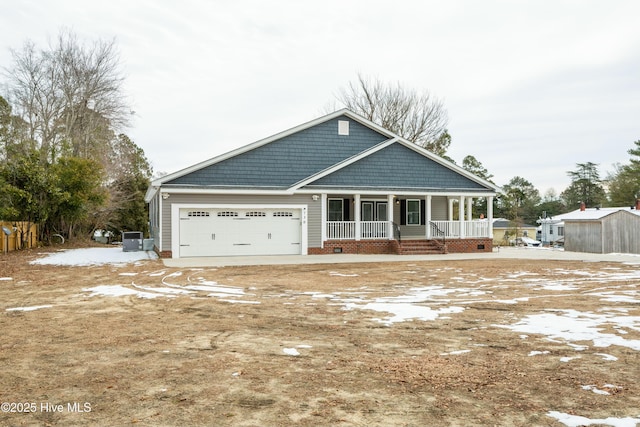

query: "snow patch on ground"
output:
547 411 640 427
495 309 640 351
6 305 53 312
30 247 157 266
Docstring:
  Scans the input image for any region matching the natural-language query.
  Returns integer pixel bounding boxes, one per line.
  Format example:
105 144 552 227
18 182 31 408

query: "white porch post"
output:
425 195 432 239
321 193 327 247
467 196 473 220
459 195 466 238
487 196 494 239
354 194 361 241
387 194 394 240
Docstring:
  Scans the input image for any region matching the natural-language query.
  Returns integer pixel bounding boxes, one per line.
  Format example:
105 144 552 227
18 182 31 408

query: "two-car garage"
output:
174 205 306 257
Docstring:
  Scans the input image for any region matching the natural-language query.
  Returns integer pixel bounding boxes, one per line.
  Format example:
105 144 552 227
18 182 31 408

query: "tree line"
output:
0 31 151 246
337 74 640 228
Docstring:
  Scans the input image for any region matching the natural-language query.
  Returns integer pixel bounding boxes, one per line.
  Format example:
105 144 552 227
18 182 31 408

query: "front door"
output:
361 202 374 221
377 202 388 221
361 201 388 221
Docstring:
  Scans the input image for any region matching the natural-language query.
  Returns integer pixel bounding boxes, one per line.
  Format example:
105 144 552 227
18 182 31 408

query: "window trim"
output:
328 198 344 221
406 199 421 226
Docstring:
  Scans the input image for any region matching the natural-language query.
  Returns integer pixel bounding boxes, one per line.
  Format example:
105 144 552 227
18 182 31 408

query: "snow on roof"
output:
549 207 640 221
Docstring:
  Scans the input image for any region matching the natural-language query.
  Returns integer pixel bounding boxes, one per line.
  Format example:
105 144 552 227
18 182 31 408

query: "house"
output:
491 218 538 246
145 109 500 258
537 216 565 246
561 201 640 254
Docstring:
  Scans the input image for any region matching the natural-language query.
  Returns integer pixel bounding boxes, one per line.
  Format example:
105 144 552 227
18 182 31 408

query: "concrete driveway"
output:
161 247 640 268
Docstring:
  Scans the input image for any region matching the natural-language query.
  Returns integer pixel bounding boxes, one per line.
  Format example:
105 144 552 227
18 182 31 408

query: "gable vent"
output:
338 120 349 136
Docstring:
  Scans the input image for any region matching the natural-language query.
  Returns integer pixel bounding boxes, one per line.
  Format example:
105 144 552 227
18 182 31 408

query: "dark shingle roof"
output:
305 143 487 191
165 116 387 187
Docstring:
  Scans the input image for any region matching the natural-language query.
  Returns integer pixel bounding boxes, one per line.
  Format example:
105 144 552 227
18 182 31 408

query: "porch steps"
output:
397 240 447 255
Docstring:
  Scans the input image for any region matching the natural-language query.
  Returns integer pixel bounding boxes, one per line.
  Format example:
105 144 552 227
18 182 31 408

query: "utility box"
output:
122 231 143 252
142 238 154 251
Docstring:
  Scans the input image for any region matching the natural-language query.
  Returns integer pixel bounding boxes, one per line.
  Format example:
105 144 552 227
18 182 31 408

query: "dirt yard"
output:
1 247 639 426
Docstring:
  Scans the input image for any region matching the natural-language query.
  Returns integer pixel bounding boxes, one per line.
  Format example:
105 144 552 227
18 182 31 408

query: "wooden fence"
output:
1 221 38 253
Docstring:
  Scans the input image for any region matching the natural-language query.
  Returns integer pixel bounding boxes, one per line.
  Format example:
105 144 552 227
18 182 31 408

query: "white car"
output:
512 236 541 247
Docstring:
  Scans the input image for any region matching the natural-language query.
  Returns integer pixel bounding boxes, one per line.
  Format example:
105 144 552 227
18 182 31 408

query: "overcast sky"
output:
1 0 639 196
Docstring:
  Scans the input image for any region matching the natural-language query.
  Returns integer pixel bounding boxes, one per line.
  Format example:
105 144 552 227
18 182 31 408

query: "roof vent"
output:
338 120 349 136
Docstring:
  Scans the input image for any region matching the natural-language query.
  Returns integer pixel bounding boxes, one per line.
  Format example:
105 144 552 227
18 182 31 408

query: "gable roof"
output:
562 207 640 221
146 109 500 201
550 207 640 222
300 142 490 192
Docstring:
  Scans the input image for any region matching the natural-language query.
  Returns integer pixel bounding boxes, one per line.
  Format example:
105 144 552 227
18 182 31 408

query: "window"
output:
217 211 238 217
549 227 553 235
188 211 210 217
338 120 349 136
558 226 564 236
246 211 266 217
406 199 421 225
328 199 343 221
273 212 293 217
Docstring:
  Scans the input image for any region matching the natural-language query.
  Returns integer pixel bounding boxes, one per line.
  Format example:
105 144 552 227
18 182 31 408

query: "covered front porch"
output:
318 193 494 253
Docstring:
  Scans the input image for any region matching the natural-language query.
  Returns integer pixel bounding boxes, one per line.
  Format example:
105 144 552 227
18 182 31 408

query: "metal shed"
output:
564 209 640 254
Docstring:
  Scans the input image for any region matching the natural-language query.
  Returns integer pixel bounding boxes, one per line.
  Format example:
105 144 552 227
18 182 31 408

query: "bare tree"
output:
334 73 449 155
5 41 64 162
3 29 131 164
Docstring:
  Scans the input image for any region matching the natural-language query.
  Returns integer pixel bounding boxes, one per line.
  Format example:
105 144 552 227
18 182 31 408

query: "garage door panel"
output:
179 207 302 257
179 209 217 257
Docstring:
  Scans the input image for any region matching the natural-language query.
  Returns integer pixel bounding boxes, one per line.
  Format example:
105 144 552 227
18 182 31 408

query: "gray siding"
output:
565 211 640 254
160 194 319 251
603 211 640 254
165 116 387 188
432 196 448 220
565 222 602 253
307 144 489 191
149 194 160 244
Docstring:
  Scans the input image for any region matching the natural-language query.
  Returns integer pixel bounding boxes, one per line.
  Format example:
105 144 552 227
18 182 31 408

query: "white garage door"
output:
179 208 302 257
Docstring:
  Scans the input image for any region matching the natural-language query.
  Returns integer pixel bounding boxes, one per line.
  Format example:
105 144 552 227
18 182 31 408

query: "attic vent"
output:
188 211 210 217
338 120 349 136
217 211 238 217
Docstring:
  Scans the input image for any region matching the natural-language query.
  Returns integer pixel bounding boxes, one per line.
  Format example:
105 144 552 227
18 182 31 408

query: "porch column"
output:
487 196 494 239
387 194 394 240
354 194 361 241
459 195 466 238
467 197 473 220
425 195 432 239
321 193 327 248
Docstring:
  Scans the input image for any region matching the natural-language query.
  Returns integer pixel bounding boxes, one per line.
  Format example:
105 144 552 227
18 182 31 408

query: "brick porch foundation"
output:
309 238 492 255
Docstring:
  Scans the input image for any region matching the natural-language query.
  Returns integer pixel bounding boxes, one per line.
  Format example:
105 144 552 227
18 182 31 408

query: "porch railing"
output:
429 220 490 238
327 221 389 240
327 221 355 240
361 221 389 239
327 220 490 240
